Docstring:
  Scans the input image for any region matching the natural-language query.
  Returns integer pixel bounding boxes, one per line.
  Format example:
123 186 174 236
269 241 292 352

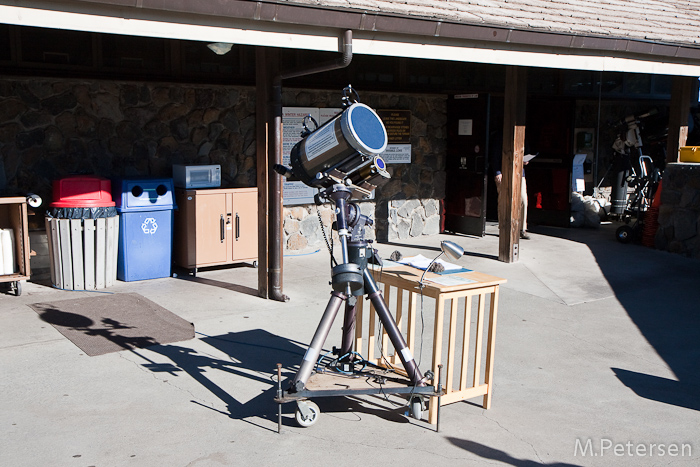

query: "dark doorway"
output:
524 98 575 227
444 94 491 237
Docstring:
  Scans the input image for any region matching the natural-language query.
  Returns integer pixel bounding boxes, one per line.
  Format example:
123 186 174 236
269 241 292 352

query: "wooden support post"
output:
666 76 696 164
255 47 276 299
498 66 527 263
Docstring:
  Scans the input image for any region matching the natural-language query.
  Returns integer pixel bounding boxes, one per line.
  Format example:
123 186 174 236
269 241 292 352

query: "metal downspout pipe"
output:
268 30 353 301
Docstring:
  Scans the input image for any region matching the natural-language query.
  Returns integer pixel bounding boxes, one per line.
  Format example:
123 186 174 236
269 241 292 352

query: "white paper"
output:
398 254 463 271
458 119 473 136
282 107 320 205
319 108 342 124
426 276 477 286
382 144 412 163
369 259 402 269
282 107 319 165
572 153 587 192
523 154 537 163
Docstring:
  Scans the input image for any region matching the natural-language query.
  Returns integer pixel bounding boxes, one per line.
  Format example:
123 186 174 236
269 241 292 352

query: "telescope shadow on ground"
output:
141 328 428 430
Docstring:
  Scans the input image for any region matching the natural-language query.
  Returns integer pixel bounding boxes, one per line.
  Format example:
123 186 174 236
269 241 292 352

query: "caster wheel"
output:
11 281 21 296
294 400 320 428
409 397 423 420
252 261 258 268
616 225 634 244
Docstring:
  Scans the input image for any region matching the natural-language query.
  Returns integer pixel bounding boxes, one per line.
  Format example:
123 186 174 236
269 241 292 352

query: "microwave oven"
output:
173 164 221 189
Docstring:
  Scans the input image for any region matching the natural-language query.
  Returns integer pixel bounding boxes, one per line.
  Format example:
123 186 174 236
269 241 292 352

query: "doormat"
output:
30 293 195 356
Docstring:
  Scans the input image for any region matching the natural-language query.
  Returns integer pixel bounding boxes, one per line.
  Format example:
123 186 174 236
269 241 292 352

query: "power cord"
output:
317 205 337 267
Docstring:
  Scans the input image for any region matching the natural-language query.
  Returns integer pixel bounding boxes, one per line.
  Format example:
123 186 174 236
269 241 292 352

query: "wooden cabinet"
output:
174 188 257 274
0 197 30 296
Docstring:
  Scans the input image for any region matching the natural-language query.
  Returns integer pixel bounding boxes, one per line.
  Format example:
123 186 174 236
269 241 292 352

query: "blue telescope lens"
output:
349 106 387 153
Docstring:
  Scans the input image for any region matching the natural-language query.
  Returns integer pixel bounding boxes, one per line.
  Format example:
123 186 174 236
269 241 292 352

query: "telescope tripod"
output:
275 184 440 430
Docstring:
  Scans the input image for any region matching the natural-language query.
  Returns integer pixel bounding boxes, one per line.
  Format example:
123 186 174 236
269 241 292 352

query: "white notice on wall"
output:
572 153 587 192
319 108 342 124
282 107 320 205
382 144 412 163
282 107 319 165
458 119 473 136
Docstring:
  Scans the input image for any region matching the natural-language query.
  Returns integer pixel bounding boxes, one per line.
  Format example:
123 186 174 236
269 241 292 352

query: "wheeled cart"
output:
274 363 444 431
0 197 31 296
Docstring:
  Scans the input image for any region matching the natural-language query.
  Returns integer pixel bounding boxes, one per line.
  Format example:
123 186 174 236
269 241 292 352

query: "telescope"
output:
274 87 440 430
274 85 390 199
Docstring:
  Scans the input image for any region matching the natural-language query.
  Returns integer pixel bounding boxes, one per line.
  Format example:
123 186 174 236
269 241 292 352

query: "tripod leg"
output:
339 296 357 360
363 268 425 386
290 291 346 392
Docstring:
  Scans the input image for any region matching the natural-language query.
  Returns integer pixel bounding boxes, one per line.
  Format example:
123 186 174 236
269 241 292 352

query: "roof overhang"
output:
3 0 700 77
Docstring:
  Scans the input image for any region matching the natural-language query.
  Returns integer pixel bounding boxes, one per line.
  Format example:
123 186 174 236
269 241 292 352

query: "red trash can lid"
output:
51 176 116 208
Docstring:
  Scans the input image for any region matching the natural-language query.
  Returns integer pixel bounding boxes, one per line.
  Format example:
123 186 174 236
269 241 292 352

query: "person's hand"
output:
495 174 502 183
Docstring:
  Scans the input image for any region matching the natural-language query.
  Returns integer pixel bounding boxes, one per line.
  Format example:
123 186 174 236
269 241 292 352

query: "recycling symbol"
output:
141 218 158 235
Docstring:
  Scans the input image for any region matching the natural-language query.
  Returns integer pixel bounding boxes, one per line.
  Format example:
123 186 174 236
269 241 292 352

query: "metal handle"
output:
220 215 225 243
235 213 240 240
276 363 283 434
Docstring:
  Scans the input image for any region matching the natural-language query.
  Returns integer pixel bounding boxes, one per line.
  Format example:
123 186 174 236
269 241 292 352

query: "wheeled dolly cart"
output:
275 362 444 431
0 197 31 296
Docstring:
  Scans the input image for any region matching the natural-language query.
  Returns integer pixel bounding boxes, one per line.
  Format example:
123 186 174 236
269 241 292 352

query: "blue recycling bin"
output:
114 178 176 281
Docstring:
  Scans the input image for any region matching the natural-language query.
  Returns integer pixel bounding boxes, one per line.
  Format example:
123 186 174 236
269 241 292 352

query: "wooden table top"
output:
369 263 506 296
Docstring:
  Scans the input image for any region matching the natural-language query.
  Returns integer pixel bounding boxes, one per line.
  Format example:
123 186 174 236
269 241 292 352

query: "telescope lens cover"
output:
341 104 388 156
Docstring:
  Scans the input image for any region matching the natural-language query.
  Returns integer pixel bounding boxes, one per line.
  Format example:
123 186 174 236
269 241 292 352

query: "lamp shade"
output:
440 240 464 260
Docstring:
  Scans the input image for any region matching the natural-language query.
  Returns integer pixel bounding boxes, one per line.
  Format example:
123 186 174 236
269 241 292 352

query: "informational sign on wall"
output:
377 109 412 163
282 107 341 206
458 119 473 136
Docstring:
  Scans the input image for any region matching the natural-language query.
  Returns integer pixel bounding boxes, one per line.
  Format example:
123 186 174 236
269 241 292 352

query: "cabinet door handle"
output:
235 213 240 240
220 215 225 243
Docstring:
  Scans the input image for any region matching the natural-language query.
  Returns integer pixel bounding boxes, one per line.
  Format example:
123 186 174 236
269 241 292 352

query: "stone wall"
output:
388 198 441 239
280 88 447 249
0 77 256 228
656 163 700 259
0 78 447 248
283 201 375 251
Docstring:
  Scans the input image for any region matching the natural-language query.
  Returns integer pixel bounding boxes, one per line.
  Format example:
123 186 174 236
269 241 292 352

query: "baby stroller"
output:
614 154 660 243
607 110 661 243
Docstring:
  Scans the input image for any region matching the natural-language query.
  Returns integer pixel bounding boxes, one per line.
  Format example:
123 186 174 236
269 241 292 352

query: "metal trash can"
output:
46 176 119 290
114 178 176 281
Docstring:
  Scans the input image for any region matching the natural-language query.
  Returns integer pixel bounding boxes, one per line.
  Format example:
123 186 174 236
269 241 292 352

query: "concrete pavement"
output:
1 222 698 466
